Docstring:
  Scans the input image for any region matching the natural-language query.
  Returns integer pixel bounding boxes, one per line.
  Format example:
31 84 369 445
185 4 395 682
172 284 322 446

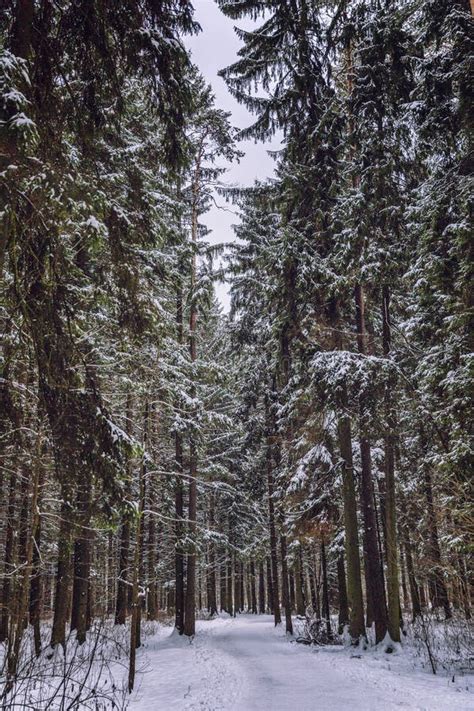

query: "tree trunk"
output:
309 566 317 613
321 537 331 639
289 570 296 613
128 424 146 693
206 495 217 616
226 554 234 616
0 469 18 642
258 560 266 613
266 557 274 614
184 175 199 635
266 403 281 625
422 455 451 619
147 512 158 621
399 545 409 611
184 438 197 635
337 552 349 634
402 526 422 621
250 560 257 614
174 282 185 634
294 546 306 616
355 284 387 644
51 500 73 648
337 382 366 643
382 286 400 642
280 534 293 634
70 471 92 645
29 499 43 657
115 505 131 625
7 436 43 683
233 556 241 615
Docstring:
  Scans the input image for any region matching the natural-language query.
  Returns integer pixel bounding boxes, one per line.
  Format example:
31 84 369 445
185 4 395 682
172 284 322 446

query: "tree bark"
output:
321 537 331 639
266 399 281 625
183 164 199 637
355 284 388 643
233 556 241 615
337 552 349 634
422 454 451 619
336 382 366 642
0 469 18 642
280 534 293 634
70 471 92 645
128 416 146 693
174 282 185 634
115 497 131 626
266 557 274 614
294 547 306 616
258 560 266 613
207 497 218 616
382 286 400 642
51 499 73 648
250 560 258 614
402 525 422 621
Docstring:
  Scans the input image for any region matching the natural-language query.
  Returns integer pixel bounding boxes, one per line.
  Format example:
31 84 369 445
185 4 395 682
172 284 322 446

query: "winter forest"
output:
0 0 472 709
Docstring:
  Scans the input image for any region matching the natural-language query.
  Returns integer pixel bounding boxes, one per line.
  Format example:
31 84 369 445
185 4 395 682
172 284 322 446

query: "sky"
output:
184 0 281 311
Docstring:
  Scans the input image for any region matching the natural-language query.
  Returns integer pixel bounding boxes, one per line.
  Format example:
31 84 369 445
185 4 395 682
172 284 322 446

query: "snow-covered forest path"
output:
129 615 472 710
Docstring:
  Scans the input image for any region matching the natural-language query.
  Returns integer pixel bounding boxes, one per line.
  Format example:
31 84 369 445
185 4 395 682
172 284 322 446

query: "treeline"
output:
0 0 251 697
0 0 472 704
221 0 473 648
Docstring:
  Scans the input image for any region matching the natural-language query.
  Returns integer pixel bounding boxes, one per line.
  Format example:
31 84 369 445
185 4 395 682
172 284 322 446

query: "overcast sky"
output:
184 0 281 311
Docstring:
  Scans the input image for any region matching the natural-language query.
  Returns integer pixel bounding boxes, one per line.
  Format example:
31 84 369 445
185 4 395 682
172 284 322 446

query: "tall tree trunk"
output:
337 552 349 634
355 284 388 644
174 283 185 634
6 433 43 684
240 562 245 612
280 534 293 635
115 507 131 625
422 454 451 619
458 555 471 621
116 393 132 626
289 570 296 613
250 560 257 614
294 547 305 616
309 566 317 613
128 415 147 694
137 402 150 649
70 471 92 645
184 437 197 635
321 537 331 639
207 497 218 616
382 286 400 642
266 400 281 625
336 381 366 643
29 472 44 658
51 498 73 648
220 561 227 613
0 468 18 642
226 554 234 616
402 525 422 621
184 169 199 637
147 512 158 621
233 555 241 615
266 557 274 614
258 560 266 613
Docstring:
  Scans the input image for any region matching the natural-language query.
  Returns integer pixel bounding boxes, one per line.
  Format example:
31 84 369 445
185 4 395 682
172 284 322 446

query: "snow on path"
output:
129 615 473 710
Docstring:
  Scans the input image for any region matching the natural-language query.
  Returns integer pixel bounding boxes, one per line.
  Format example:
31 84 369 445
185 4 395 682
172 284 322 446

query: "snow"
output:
129 615 473 710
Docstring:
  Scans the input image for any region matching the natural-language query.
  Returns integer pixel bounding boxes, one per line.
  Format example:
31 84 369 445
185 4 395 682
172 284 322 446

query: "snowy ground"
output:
129 614 473 711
